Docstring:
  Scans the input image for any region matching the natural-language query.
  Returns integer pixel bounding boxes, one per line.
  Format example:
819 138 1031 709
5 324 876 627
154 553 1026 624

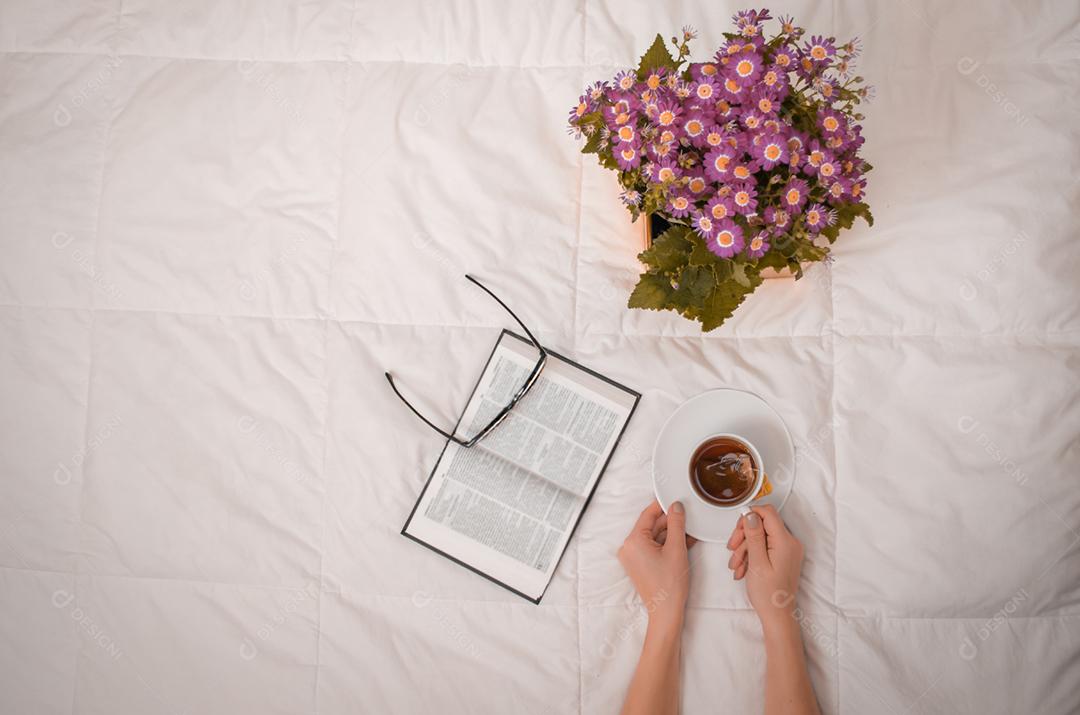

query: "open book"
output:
402 330 640 602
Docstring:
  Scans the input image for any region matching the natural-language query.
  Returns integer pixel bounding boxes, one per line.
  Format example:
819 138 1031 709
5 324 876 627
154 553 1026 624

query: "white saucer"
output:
652 389 797 542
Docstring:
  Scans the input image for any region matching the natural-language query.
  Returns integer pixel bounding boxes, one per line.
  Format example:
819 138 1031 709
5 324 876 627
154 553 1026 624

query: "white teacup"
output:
688 432 765 516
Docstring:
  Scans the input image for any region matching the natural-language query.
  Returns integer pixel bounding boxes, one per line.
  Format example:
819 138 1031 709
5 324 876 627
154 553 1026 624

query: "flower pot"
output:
642 213 796 280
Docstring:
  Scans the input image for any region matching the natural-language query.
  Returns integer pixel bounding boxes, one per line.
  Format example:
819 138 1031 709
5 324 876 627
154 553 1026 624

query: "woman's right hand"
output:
725 504 805 635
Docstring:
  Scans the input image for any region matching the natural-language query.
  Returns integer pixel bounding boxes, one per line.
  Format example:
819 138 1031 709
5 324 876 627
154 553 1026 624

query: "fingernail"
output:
671 501 684 514
745 512 760 528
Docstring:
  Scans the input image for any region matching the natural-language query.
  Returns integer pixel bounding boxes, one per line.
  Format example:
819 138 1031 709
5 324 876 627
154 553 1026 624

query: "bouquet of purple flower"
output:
569 9 873 331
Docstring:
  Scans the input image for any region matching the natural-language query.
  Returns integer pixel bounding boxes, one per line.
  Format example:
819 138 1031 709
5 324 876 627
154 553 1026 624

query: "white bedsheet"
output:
1 1 1078 713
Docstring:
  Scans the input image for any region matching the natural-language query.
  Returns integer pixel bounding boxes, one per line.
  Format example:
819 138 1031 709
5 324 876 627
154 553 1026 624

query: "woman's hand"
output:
725 504 805 635
617 500 698 632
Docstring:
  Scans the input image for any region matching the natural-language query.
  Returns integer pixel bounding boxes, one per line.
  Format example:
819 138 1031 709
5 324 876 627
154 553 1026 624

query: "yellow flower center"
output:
725 78 740 93
659 110 674 125
690 178 705 193
712 204 728 219
697 84 713 99
686 120 703 134
734 166 750 179
824 117 839 131
786 189 800 204
718 230 734 247
821 163 835 177
618 126 634 141
714 156 730 172
811 46 827 60
751 237 763 250
758 99 772 113
703 64 717 76
765 145 781 160
736 60 753 77
658 168 674 182
576 103 587 116
700 217 714 231
647 75 661 90
735 191 749 205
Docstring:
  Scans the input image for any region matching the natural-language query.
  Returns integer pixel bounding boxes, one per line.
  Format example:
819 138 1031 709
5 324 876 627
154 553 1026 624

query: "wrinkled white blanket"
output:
1 1 1078 713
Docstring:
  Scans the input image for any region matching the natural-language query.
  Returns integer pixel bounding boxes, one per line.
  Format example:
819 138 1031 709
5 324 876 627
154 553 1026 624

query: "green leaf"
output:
698 280 751 332
670 265 716 308
637 224 691 273
687 234 722 267
732 262 752 288
581 129 603 155
756 249 790 272
627 272 674 310
636 34 678 80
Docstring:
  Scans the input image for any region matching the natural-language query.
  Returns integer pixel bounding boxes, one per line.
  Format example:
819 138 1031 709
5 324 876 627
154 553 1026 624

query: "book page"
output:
403 333 636 600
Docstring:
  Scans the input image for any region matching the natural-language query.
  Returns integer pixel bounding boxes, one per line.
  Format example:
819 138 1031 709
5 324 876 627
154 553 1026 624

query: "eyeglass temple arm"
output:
465 274 543 349
383 372 464 444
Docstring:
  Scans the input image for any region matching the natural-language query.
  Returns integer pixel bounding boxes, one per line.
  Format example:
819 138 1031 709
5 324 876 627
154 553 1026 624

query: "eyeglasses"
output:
384 275 548 448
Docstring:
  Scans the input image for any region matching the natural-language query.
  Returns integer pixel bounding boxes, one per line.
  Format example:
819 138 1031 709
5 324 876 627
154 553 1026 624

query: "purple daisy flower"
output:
712 98 736 122
691 77 720 105
613 70 637 93
587 81 609 103
690 62 721 82
730 182 758 214
657 128 679 146
614 143 641 170
728 50 763 86
720 75 749 103
764 206 792 231
707 219 745 258
643 67 668 92
667 192 694 218
681 111 708 143
655 99 682 129
760 68 790 98
772 48 796 71
620 189 641 207
685 172 710 199
651 157 680 183
746 231 770 258
741 110 766 131
705 195 736 222
704 146 737 181
805 35 836 63
752 133 788 169
568 95 589 124
692 210 719 240
647 140 678 163
730 162 754 182
782 177 810 211
827 180 848 202
818 156 840 182
748 89 780 117
818 109 845 136
703 125 728 149
614 123 638 144
803 203 832 232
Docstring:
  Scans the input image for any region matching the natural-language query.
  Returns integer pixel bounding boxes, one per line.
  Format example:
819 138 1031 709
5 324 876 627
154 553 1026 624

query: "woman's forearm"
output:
620 617 684 715
763 619 821 715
